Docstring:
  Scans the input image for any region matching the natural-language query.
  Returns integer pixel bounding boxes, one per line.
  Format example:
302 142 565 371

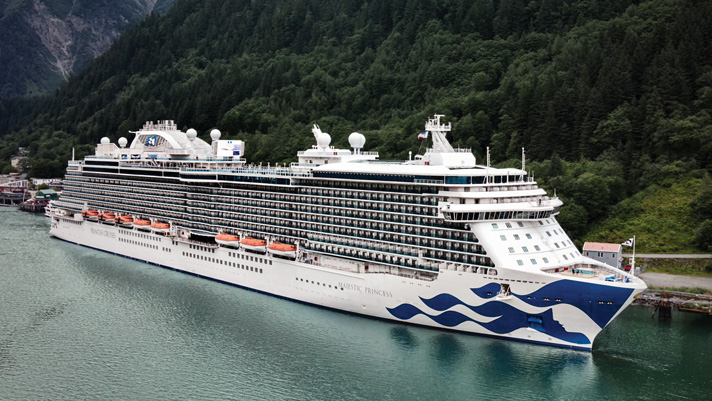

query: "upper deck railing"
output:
296 150 379 156
181 166 313 178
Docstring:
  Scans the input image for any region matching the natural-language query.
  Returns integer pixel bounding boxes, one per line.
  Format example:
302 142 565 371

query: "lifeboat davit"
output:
99 212 116 224
151 222 170 234
134 219 151 231
216 233 240 247
82 210 99 221
117 215 134 228
240 237 267 253
267 242 297 259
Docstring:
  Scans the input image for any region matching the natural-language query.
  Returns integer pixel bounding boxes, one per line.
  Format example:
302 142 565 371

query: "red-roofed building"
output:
582 242 622 269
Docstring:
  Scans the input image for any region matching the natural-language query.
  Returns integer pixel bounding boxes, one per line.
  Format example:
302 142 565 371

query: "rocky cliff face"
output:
0 0 176 99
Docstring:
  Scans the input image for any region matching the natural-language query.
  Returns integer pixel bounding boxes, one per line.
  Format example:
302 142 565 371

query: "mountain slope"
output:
0 0 176 99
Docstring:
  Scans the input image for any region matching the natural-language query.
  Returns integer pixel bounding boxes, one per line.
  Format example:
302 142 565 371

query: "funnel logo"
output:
144 136 158 146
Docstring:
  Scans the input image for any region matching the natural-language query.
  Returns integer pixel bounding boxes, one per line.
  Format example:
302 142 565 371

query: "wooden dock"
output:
18 202 46 213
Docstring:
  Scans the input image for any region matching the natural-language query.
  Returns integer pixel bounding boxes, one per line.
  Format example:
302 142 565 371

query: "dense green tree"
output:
693 219 712 252
691 174 712 220
557 202 588 240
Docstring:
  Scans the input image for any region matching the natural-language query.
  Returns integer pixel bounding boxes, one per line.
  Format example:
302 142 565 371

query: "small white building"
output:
33 178 64 188
582 242 622 269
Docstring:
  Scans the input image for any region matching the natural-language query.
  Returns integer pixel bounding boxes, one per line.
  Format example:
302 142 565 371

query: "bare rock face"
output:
0 0 175 99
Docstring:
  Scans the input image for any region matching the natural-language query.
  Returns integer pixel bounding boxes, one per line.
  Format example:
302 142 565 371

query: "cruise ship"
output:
48 115 646 350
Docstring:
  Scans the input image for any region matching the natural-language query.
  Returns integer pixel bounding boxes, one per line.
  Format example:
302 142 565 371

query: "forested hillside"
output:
1 0 711 251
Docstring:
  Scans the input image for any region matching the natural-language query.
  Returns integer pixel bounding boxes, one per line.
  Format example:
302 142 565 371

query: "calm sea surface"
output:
1 209 710 400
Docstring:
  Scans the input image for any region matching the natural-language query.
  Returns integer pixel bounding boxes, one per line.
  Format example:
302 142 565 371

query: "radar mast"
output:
425 114 454 153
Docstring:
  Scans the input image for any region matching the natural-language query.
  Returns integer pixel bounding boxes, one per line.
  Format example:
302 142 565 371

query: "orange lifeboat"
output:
150 222 170 234
267 242 297 258
117 215 134 227
216 233 240 247
240 237 267 252
134 219 151 231
99 212 116 224
82 210 99 221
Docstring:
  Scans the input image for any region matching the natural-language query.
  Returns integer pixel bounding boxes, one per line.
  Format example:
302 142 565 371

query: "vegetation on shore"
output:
639 258 712 277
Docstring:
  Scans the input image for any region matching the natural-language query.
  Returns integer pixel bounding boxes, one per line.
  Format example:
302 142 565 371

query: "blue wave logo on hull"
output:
386 280 635 345
388 294 590 345
511 280 633 328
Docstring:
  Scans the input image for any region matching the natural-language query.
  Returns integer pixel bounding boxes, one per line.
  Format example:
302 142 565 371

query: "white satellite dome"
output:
317 132 331 148
100 137 110 145
348 132 366 149
210 129 221 141
118 137 128 148
186 128 197 141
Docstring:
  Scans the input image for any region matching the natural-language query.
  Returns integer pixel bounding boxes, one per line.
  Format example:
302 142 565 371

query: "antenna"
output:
521 147 526 181
486 146 491 183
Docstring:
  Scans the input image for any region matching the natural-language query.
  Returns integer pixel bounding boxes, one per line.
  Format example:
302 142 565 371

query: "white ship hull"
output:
50 216 642 350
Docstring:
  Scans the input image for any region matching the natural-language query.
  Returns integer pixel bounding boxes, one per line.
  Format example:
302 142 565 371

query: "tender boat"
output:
82 210 99 221
240 237 267 253
267 242 297 258
134 219 151 231
215 233 240 247
99 212 116 224
150 222 170 234
117 215 134 228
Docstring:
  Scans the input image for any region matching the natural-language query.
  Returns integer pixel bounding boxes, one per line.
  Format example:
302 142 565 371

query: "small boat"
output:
267 242 297 258
99 212 116 224
117 215 134 228
82 210 99 221
215 233 240 247
134 219 151 231
240 237 267 252
150 222 170 234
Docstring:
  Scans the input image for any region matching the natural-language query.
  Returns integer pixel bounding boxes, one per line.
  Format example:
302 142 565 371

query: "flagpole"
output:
631 235 636 276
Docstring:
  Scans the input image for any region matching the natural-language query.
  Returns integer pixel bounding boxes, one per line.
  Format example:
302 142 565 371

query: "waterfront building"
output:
582 242 623 269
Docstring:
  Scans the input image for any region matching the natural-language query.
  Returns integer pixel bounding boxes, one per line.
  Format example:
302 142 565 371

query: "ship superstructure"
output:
49 116 646 350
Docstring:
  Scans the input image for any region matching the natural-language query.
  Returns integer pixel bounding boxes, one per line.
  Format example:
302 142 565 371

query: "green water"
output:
1 209 710 400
